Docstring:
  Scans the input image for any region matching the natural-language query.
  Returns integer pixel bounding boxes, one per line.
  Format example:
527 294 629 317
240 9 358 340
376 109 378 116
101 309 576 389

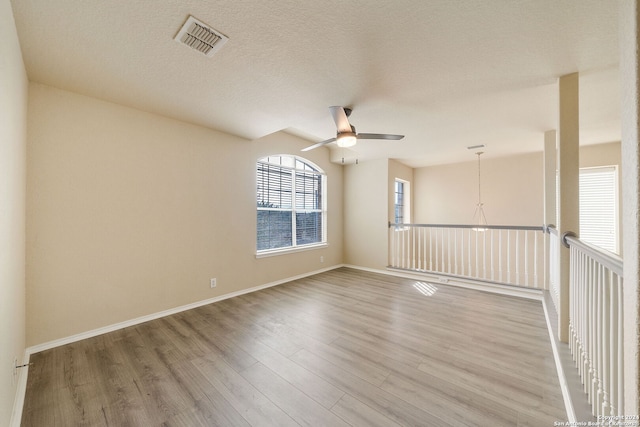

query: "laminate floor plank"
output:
224 329 346 409
201 306 306 358
191 355 298 427
330 393 404 427
239 362 351 427
290 347 452 427
22 267 568 426
295 334 392 387
380 370 519 427
84 337 152 426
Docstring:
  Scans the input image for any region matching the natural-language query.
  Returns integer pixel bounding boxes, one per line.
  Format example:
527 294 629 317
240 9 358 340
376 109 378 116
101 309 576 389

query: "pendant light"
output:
472 151 488 231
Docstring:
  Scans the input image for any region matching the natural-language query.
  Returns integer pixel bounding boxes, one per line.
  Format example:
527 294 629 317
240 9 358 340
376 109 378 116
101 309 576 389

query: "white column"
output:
544 130 557 227
558 73 580 343
544 130 558 294
620 0 640 415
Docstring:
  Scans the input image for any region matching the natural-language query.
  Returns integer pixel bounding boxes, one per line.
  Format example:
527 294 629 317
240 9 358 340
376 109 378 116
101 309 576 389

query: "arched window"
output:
256 155 326 254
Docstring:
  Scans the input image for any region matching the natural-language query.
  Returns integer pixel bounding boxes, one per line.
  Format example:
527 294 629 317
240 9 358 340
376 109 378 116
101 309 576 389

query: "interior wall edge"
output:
8 351 29 427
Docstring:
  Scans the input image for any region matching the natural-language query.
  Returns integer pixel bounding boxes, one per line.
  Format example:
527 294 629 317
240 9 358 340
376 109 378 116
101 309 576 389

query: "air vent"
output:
467 144 486 150
174 16 228 57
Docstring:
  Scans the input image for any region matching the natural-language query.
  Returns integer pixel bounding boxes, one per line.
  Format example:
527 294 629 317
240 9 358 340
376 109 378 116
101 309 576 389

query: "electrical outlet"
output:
320 256 324 263
210 278 217 288
438 277 449 284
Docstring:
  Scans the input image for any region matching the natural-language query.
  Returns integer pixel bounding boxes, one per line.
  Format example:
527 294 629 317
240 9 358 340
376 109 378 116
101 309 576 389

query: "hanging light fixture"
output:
472 151 488 231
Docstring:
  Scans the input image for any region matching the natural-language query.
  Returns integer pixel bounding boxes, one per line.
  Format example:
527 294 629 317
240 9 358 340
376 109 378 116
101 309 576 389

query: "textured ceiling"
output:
10 0 620 167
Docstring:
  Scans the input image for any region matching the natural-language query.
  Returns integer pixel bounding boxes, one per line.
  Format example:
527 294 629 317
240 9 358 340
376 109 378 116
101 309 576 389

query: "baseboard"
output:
345 264 543 301
26 264 345 356
541 293 576 423
9 351 29 427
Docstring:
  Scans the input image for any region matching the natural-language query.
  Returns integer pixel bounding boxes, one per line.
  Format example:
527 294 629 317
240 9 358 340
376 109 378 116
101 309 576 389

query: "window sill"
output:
256 242 328 258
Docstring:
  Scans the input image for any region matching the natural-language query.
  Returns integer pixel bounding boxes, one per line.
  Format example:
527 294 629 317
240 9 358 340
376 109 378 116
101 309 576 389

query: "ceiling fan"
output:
302 106 404 151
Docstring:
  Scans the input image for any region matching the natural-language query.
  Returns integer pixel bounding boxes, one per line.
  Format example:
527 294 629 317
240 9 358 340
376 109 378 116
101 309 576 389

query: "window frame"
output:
394 178 410 230
578 165 619 254
256 155 327 257
557 166 619 254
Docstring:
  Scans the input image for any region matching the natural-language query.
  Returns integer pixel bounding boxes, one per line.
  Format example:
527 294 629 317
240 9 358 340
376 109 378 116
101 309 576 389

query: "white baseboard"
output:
345 264 543 301
26 264 344 356
9 351 29 427
541 295 576 423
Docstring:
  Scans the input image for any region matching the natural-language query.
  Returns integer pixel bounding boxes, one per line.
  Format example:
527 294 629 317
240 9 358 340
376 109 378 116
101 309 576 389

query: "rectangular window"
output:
556 166 618 253
579 166 618 253
394 179 409 225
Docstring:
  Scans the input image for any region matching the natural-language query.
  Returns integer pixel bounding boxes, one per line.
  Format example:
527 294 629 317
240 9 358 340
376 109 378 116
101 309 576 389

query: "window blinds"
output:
256 157 325 252
579 166 618 253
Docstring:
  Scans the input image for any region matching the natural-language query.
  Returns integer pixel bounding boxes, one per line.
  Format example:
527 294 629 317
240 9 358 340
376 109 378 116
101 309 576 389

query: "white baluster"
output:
424 227 428 272
447 228 452 274
391 226 396 267
429 227 433 272
400 228 404 269
594 264 603 416
482 230 487 279
585 259 595 405
617 276 624 416
524 231 529 286
499 229 503 283
609 274 618 416
507 230 511 283
515 231 520 285
441 228 445 273
601 268 611 416
467 229 471 278
490 229 496 282
454 228 458 275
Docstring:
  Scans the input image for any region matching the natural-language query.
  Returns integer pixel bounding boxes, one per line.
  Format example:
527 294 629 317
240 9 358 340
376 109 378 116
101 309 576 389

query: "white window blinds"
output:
579 166 618 253
256 155 326 253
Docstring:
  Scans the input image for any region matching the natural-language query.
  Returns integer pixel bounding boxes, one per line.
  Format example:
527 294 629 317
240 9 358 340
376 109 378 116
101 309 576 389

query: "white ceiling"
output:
10 0 620 167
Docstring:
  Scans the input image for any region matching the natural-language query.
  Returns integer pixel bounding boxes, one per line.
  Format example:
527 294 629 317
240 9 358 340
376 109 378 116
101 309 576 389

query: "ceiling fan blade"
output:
329 106 352 133
356 133 405 140
301 137 336 151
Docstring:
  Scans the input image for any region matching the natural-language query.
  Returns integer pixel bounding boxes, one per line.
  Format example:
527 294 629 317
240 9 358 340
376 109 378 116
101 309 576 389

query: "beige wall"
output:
414 152 544 226
26 83 343 346
343 158 388 269
0 0 28 424
411 143 621 229
580 141 621 168
342 158 413 271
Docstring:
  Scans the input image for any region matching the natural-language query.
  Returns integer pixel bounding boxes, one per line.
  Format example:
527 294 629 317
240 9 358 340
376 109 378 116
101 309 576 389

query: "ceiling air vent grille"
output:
174 16 228 57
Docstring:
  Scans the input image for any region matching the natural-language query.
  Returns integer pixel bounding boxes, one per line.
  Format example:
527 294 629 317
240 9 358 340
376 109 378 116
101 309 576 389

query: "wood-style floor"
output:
21 267 567 426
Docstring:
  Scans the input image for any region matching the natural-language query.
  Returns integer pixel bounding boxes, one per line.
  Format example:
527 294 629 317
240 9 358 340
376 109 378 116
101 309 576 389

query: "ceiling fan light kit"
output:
336 133 357 148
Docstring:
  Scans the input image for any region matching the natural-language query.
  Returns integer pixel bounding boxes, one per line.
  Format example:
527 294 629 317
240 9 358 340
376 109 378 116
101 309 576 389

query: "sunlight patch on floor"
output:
413 281 437 296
